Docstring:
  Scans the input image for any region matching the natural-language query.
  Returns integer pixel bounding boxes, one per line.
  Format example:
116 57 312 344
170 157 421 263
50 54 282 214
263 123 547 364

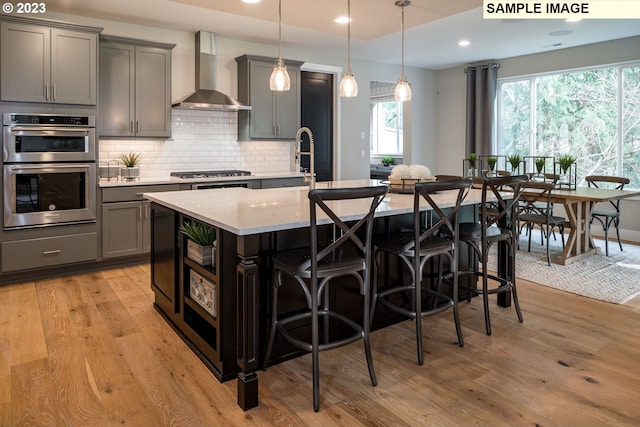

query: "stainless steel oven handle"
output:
9 127 90 135
10 164 91 171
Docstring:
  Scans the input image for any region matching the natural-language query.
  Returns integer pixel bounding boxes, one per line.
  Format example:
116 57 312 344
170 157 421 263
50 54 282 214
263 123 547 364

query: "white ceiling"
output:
44 0 640 69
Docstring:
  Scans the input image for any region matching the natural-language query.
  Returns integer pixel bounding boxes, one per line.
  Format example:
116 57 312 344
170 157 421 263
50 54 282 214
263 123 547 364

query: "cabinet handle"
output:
139 205 142 220
130 121 134 134
136 121 140 134
144 204 149 219
52 84 56 101
43 250 61 256
45 83 49 100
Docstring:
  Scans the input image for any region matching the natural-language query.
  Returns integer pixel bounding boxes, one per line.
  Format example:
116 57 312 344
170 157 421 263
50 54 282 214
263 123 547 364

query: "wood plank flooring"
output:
1 263 639 426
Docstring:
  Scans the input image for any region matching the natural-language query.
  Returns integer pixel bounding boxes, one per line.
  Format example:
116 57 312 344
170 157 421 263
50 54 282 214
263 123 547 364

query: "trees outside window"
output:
371 100 403 156
497 63 640 188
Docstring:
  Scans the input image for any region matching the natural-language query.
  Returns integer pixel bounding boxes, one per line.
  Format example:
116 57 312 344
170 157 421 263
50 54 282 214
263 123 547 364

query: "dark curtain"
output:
465 63 499 156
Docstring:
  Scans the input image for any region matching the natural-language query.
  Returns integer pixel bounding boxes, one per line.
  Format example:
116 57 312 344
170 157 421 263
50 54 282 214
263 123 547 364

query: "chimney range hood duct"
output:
172 31 250 111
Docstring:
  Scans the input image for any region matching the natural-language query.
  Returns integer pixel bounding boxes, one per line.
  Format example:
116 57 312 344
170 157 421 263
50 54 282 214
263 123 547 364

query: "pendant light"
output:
394 0 411 101
270 0 290 91
339 0 357 97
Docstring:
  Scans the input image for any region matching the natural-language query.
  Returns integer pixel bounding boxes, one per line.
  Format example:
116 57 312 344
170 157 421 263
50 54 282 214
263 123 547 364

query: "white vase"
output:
120 166 140 180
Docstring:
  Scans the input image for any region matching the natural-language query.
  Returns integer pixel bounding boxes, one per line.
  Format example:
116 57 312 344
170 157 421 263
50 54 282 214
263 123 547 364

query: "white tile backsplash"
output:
98 109 293 179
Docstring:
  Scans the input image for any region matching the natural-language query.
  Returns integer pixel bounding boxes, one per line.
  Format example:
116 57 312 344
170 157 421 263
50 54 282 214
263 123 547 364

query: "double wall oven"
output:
2 113 97 229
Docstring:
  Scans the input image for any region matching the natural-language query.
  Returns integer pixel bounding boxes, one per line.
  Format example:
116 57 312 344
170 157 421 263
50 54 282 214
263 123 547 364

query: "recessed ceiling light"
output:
565 18 582 22
458 40 471 47
335 16 350 24
242 0 261 4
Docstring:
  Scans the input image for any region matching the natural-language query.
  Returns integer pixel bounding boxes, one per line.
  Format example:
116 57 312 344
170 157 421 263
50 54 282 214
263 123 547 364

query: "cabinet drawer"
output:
2 232 98 272
102 184 181 202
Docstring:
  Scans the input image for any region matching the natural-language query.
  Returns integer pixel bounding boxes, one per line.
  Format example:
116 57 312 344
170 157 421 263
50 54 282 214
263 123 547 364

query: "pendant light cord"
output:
278 0 282 60
400 3 405 78
347 0 351 71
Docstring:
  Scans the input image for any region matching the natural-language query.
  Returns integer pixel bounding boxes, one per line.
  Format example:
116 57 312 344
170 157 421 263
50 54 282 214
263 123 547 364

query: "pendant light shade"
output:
270 0 290 91
394 0 411 101
339 0 357 97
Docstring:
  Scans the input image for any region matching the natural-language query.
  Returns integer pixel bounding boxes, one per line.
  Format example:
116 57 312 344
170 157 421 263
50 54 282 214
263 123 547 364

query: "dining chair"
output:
262 185 388 412
371 178 471 365
585 175 630 256
519 181 566 266
458 174 529 335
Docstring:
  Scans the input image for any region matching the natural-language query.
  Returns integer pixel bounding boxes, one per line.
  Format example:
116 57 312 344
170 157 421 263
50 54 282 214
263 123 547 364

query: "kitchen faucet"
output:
294 126 315 189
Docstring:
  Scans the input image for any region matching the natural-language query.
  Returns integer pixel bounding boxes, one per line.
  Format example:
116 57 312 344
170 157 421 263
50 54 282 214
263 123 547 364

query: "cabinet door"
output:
275 66 301 139
99 43 135 136
248 61 277 139
102 201 143 258
135 46 172 138
51 29 97 105
0 22 50 103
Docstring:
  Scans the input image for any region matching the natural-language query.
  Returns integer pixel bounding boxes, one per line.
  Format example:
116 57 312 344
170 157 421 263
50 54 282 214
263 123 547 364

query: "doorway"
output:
300 71 334 182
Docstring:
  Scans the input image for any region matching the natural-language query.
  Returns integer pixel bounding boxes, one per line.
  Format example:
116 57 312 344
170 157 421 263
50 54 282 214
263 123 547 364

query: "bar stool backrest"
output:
481 174 530 235
585 175 630 210
303 186 388 275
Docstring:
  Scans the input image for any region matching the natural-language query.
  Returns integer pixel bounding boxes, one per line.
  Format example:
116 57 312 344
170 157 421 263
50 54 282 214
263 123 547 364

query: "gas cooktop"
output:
171 170 251 179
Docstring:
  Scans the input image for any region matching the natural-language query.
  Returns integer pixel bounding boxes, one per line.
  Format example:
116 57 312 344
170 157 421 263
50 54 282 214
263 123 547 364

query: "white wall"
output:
435 35 640 242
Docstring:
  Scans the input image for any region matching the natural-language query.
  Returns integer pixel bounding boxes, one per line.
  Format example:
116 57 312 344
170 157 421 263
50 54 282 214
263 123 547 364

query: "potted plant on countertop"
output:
381 156 394 167
179 221 217 267
119 152 141 181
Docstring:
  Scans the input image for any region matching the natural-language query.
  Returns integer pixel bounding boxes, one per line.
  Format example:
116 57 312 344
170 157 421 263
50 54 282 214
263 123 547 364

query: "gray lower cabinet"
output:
99 36 174 138
102 184 181 259
235 54 303 141
0 17 100 104
2 233 98 273
102 201 150 258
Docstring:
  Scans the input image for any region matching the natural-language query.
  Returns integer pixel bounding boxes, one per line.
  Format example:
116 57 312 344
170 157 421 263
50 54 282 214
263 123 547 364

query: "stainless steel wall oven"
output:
2 113 97 229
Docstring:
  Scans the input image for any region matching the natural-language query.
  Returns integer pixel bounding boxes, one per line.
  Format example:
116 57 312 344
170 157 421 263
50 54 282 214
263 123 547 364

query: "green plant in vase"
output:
534 158 546 180
557 154 576 185
486 156 497 176
467 152 478 177
507 154 522 174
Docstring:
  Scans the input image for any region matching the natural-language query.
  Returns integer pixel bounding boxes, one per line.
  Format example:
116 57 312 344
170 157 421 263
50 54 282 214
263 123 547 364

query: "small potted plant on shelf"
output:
507 154 522 174
179 221 217 267
381 156 394 167
119 152 141 181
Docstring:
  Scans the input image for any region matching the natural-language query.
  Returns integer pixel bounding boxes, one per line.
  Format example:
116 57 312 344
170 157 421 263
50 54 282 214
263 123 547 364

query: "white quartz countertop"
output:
99 171 304 187
143 179 487 236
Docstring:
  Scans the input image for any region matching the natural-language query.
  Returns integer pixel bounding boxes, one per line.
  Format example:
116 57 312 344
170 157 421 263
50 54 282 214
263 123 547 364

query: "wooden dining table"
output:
522 186 640 265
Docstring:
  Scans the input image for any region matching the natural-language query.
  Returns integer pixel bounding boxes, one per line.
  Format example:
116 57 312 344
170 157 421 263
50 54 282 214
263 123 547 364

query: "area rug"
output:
488 232 640 304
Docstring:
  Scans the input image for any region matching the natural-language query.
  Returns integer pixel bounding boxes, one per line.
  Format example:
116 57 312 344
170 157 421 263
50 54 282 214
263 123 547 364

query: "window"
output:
497 63 640 188
370 81 403 156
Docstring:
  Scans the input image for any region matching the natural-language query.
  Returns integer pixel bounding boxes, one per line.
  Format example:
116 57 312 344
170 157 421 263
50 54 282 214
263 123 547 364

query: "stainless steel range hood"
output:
172 31 250 111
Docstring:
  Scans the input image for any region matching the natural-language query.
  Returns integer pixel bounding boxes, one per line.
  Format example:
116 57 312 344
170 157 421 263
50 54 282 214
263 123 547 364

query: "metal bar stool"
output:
372 178 472 365
458 174 529 335
262 185 388 412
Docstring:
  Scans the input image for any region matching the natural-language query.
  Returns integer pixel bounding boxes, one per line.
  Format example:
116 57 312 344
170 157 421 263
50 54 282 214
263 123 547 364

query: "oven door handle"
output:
8 127 90 136
9 164 92 171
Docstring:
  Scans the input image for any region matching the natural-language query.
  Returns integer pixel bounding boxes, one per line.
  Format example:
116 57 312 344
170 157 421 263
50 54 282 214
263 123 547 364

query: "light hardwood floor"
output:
1 263 639 426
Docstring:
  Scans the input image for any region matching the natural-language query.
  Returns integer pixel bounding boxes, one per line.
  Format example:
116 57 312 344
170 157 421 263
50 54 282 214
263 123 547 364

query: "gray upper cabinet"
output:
99 36 174 138
0 18 99 105
235 55 303 141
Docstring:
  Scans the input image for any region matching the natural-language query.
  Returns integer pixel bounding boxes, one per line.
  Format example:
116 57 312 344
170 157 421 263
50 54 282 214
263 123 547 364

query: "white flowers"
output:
390 164 432 180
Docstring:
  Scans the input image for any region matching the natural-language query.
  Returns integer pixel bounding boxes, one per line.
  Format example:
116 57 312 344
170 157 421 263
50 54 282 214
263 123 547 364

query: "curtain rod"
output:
464 63 500 73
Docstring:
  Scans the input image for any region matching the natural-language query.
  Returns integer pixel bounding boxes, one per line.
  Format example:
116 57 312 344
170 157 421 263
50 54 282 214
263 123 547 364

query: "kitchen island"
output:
143 179 484 410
